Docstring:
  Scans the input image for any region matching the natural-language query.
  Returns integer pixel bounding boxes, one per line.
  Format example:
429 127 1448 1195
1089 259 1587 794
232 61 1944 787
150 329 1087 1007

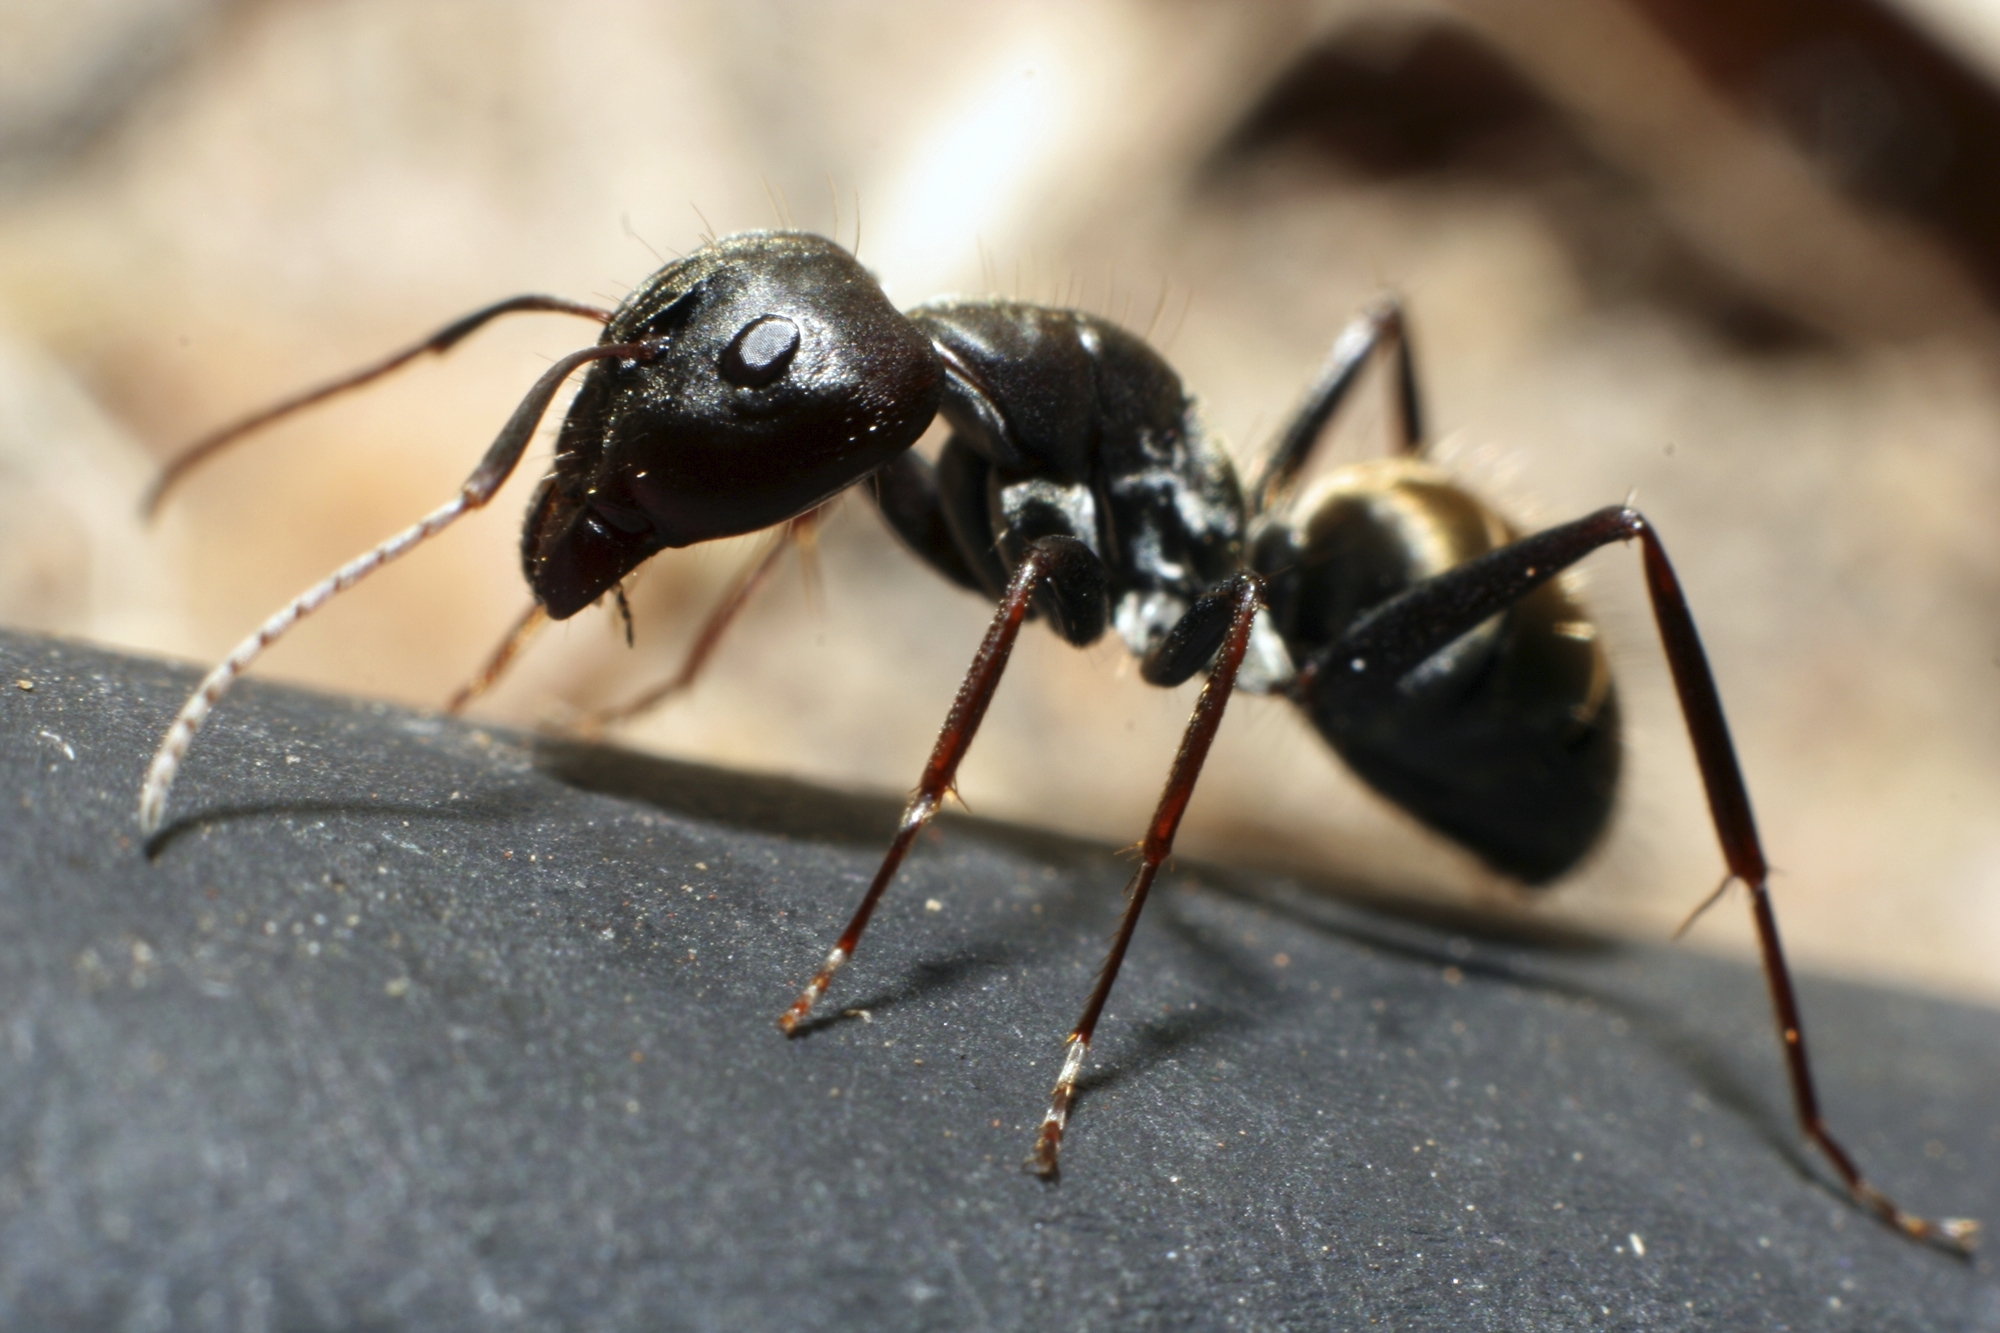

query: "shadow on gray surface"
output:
4 629 1993 1332
141 790 537 860
537 733 1133 876
1203 870 1837 1201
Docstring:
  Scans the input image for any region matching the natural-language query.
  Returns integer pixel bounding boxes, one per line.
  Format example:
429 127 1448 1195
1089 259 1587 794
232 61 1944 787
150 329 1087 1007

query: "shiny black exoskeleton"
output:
142 229 1971 1248
529 231 1614 882
526 233 945 617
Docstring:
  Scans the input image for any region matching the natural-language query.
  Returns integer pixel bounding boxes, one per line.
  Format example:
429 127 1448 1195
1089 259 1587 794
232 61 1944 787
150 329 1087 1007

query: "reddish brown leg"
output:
1250 300 1423 516
1029 574 1263 1176
1295 504 1971 1248
583 510 819 732
1637 525 1977 1252
777 536 1103 1035
143 296 611 517
445 602 550 715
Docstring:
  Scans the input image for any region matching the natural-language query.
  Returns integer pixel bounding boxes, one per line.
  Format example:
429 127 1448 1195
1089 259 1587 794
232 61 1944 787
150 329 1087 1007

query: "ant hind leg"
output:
1250 298 1425 516
1296 504 1976 1251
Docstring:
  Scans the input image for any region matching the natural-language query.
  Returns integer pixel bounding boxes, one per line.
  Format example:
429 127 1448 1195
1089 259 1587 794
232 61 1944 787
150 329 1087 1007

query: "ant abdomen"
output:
1256 457 1619 882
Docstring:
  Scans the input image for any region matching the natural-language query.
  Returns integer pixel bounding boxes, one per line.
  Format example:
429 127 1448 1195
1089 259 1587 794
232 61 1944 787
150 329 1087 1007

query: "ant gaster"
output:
137 230 1975 1251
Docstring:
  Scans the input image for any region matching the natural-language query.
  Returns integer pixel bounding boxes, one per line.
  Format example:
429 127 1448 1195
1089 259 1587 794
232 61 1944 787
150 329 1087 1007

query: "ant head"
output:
525 231 943 619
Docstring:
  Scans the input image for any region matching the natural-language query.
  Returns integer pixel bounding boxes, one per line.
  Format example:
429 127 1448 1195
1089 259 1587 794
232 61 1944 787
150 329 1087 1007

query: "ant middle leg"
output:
776 535 1109 1034
1296 505 1975 1250
1029 573 1265 1176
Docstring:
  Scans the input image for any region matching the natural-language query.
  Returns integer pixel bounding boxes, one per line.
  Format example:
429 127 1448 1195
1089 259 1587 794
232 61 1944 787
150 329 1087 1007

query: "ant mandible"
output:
135 230 1974 1251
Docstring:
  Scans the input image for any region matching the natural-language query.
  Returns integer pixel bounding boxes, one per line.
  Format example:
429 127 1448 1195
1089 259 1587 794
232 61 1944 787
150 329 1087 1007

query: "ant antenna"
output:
141 296 612 518
137 338 659 837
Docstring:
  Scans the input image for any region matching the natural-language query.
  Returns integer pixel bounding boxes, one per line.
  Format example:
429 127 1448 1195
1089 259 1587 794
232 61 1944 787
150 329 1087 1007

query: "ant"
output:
136 229 1974 1252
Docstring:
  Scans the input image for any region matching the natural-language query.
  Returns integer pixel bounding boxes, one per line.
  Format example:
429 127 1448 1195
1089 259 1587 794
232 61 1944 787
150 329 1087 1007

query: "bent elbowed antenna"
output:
141 296 611 519
137 335 655 838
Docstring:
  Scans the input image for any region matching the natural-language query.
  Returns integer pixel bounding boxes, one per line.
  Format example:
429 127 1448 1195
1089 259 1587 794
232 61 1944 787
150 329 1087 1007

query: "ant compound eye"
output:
719 315 800 387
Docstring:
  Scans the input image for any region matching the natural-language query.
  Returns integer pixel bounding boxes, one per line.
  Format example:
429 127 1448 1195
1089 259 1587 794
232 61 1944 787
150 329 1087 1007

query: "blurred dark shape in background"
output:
1212 17 1824 351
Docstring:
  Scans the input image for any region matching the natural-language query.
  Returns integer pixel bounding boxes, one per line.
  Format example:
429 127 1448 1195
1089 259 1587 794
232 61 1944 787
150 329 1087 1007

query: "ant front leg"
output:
869 449 991 595
445 602 550 715
776 535 1109 1034
573 510 822 731
1299 505 1977 1252
447 510 824 722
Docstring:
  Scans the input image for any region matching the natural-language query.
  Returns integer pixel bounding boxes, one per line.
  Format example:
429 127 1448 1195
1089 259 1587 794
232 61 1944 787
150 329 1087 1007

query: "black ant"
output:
136 229 1975 1251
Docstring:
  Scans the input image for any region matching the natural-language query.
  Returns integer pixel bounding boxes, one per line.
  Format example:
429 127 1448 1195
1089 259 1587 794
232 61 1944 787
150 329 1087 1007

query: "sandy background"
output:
2 0 1997 1002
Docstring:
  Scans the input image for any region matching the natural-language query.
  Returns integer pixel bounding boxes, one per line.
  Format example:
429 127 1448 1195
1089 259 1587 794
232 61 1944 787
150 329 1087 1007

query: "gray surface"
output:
0 627 1995 1332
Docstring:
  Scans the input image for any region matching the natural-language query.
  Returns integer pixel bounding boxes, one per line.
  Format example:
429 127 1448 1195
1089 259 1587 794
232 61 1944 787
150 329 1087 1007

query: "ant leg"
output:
144 295 612 516
1633 523 1976 1251
445 602 549 715
138 337 660 837
1029 574 1262 1175
1295 506 1643 708
776 535 1108 1035
871 450 988 594
578 509 821 731
1250 299 1423 515
1298 506 1976 1250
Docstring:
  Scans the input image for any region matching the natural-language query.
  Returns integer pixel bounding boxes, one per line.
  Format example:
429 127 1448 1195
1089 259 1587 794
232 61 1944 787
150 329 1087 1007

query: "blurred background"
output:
2 0 1997 1001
